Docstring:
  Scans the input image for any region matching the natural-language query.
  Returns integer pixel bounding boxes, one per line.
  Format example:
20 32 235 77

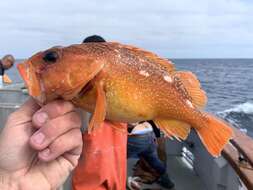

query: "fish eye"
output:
43 51 59 63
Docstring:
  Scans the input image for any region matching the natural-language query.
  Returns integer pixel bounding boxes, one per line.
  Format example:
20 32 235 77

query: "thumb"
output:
7 98 41 126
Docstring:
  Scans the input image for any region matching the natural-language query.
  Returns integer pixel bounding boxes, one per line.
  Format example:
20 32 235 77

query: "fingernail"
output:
35 112 48 124
32 132 45 144
40 148 50 157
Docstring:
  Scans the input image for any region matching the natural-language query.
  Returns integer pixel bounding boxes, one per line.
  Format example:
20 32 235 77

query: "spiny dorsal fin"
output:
173 71 207 109
154 118 191 140
109 42 175 73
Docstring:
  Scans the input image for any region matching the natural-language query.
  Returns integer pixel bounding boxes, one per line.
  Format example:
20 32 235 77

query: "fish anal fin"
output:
154 119 191 140
196 114 234 157
173 71 207 109
88 82 106 133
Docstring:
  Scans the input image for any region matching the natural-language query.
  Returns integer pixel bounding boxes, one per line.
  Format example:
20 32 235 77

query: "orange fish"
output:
17 42 233 157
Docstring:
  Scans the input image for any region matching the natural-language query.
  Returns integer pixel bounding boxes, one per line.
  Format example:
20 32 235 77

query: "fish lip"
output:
17 61 46 104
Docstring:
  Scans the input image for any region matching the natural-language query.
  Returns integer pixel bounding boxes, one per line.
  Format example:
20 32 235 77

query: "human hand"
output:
0 98 82 190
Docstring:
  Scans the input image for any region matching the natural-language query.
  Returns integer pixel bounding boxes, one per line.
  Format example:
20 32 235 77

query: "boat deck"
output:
128 155 206 190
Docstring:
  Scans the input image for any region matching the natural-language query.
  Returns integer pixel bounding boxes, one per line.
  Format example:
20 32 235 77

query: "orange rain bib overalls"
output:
72 121 127 190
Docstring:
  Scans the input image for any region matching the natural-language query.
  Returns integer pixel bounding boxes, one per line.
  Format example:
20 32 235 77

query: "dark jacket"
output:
0 61 4 76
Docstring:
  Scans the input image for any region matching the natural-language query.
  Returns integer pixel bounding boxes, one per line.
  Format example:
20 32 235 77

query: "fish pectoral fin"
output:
154 118 191 140
88 82 106 133
173 71 207 109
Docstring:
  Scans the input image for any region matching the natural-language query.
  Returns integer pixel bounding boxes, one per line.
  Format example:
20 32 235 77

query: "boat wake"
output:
217 102 253 137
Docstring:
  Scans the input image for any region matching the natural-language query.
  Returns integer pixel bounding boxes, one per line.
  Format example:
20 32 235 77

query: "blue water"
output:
173 59 253 137
7 59 253 137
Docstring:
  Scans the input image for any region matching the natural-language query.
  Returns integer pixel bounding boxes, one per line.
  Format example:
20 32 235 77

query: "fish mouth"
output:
17 61 46 104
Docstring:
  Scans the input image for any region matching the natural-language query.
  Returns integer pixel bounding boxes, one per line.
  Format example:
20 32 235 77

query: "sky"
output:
0 0 252 58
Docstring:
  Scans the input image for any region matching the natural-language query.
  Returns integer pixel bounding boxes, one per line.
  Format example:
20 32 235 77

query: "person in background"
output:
0 54 15 86
2 54 15 70
72 35 128 190
0 99 83 190
127 121 175 189
0 60 4 87
82 35 107 43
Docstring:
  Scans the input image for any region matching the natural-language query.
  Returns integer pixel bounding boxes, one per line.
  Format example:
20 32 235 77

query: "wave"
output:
218 102 253 115
217 102 253 137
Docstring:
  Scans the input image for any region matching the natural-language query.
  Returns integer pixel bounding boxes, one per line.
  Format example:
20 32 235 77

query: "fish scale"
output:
17 42 234 157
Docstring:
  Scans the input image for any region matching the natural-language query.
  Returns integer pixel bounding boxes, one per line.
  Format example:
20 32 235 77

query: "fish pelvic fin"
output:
154 119 191 140
196 113 234 157
88 82 106 133
173 71 207 109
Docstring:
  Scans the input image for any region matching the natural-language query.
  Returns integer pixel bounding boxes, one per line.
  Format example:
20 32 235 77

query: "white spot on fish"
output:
139 70 150 77
164 75 172 83
133 93 138 100
186 100 194 108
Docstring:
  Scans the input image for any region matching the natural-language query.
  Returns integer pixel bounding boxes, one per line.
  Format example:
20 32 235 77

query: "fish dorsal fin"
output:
173 71 207 109
88 82 106 133
109 42 175 73
154 118 191 140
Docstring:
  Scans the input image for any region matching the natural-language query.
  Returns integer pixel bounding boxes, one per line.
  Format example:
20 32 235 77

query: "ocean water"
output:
6 59 253 137
173 59 253 137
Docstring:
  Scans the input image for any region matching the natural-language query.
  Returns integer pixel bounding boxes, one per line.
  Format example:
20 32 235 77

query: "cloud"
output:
0 0 252 58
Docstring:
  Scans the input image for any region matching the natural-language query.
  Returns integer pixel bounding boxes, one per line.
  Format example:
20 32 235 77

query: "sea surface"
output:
6 59 253 137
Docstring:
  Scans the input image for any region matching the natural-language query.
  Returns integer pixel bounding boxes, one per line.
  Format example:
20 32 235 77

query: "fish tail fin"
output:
196 113 234 157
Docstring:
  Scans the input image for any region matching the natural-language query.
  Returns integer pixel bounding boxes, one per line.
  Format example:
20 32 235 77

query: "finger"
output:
7 98 40 126
32 100 75 128
30 111 81 150
38 128 82 162
19 98 40 116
